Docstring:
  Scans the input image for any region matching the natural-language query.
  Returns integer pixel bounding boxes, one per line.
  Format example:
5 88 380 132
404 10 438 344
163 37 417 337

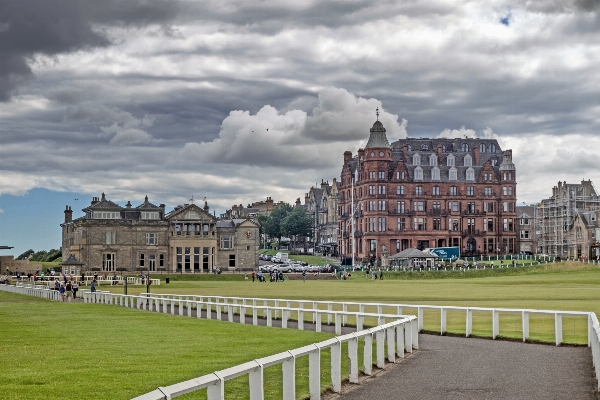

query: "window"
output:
146 233 158 245
176 247 182 270
442 144 447 152
185 211 199 219
378 217 386 232
433 201 441 212
379 151 384 157
103 253 115 272
479 143 486 153
521 230 530 239
369 185 375 195
467 202 475 214
464 154 472 166
401 172 405 179
397 218 406 231
489 144 496 152
503 202 509 212
397 201 405 213
104 231 116 245
94 212 120 219
369 201 375 211
413 201 425 212
397 185 405 195
450 218 459 231
508 187 513 195
431 167 440 180
414 217 425 231
396 171 400 179
433 218 441 230
466 168 474 181
149 254 156 271
449 168 457 180
203 247 210 271
429 154 437 166
229 255 236 268
369 171 375 179
485 218 495 232
141 212 159 219
139 253 145 267
461 143 469 152
378 185 386 194
184 247 191 270
422 144 429 150
378 201 386 211
452 201 459 212
447 155 455 167
521 218 530 225
432 186 440 196
487 202 495 212
467 218 475 234
159 254 164 269
467 186 474 196
413 154 421 165
503 187 508 195
220 235 233 249
414 167 423 180
194 247 200 270
415 186 423 195
369 218 376 232
450 186 457 195
378 171 385 179
485 187 492 196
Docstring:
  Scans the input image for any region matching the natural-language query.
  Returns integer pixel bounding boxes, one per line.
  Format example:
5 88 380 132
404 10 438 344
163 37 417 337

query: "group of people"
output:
366 268 384 280
249 270 284 282
54 279 79 302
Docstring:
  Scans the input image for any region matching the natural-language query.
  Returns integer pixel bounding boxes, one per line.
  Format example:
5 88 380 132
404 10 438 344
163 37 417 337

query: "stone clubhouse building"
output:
61 193 260 274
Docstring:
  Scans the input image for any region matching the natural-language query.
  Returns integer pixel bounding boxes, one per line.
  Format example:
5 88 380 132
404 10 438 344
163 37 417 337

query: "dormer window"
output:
141 212 159 220
421 144 429 150
414 166 423 180
491 158 498 166
429 154 437 167
431 167 440 180
442 144 447 152
479 143 486 153
93 212 120 219
461 143 469 152
466 167 475 181
464 154 472 167
407 144 412 151
413 154 421 165
447 154 455 167
449 167 457 180
489 144 496 152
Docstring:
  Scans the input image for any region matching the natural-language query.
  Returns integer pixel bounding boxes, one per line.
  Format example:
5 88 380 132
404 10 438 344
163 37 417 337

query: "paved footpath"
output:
336 334 597 400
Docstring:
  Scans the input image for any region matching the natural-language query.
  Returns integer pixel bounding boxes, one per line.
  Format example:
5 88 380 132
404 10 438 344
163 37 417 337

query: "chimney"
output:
437 144 443 164
473 144 480 165
320 179 327 189
126 201 132 209
343 151 352 163
295 198 301 206
305 193 309 204
204 201 209 212
101 192 106 201
64 205 73 223
357 148 365 161
159 204 166 218
402 144 408 161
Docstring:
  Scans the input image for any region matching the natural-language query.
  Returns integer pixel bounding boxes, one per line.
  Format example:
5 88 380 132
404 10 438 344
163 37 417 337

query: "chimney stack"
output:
64 205 73 223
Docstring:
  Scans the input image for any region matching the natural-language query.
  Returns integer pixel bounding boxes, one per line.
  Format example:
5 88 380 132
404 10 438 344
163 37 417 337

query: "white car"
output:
276 264 292 273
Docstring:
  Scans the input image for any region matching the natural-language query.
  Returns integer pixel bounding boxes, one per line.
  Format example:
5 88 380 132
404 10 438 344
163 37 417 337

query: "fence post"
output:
386 327 395 363
298 310 304 330
253 307 258 325
466 308 472 337
327 303 332 325
342 303 348 326
267 308 272 327
206 374 224 400
522 311 529 342
555 313 563 346
316 312 322 332
335 313 342 335
309 349 321 399
396 324 405 358
492 310 499 339
441 308 447 335
240 306 246 324
417 307 423 331
357 314 364 331
248 364 264 400
282 355 295 400
331 340 342 393
411 318 419 350
376 329 385 369
364 334 373 375
348 336 359 383
282 309 288 329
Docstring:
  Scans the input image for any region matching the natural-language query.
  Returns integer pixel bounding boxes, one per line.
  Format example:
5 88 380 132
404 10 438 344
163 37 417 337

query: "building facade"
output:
516 205 536 254
61 193 260 273
222 197 287 219
338 119 518 263
535 180 600 259
303 179 340 255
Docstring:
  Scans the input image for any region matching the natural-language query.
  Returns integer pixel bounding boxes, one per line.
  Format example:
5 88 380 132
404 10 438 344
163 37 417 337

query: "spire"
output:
365 118 391 149
376 107 379 121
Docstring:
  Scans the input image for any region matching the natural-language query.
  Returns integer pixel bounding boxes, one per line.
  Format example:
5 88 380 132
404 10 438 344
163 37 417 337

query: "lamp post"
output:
146 268 150 294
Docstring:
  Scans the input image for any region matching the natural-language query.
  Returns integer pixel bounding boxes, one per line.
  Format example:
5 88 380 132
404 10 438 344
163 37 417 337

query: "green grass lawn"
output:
4 261 599 399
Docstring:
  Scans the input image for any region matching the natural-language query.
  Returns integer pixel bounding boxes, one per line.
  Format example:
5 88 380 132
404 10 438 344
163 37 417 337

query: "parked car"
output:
265 255 272 261
276 264 292 273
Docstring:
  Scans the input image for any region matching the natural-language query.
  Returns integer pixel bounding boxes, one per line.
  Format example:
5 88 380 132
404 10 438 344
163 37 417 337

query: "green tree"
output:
263 203 293 247
17 249 34 260
281 206 313 251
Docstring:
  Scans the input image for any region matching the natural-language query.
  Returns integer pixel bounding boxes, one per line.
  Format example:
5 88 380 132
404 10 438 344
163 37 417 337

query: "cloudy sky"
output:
1 0 599 255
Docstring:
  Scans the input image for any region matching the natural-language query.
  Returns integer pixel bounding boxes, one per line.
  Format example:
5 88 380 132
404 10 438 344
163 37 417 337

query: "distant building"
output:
535 180 600 259
221 197 286 219
516 205 536 254
61 193 259 273
338 116 518 263
303 179 340 255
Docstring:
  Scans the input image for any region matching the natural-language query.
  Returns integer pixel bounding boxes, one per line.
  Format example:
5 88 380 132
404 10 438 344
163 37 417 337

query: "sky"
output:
1 0 599 256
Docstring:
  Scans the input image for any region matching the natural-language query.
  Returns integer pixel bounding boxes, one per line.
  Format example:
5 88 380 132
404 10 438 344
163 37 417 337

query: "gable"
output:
166 204 216 222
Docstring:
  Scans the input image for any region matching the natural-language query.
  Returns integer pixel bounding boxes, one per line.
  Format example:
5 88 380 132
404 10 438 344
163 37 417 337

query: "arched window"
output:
489 143 496 152
479 143 486 153
431 167 440 180
461 143 469 152
421 144 429 150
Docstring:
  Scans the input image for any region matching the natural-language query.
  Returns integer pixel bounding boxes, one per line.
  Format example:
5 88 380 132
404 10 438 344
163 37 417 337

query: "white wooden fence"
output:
1 282 61 300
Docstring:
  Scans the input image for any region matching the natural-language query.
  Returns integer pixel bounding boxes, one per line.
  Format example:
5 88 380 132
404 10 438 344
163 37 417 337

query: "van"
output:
275 252 289 262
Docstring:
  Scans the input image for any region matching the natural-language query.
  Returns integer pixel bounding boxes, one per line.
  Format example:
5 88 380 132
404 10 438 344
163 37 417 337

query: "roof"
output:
136 196 161 209
82 193 123 212
389 248 439 259
365 120 391 149
60 254 85 265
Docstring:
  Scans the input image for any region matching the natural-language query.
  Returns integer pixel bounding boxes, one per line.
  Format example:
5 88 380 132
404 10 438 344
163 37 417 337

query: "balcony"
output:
388 210 414 216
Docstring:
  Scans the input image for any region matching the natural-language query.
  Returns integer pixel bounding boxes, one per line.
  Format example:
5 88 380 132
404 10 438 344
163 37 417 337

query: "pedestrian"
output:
72 281 79 298
244 273 248 281
54 280 60 291
302 269 306 283
379 269 383 280
59 283 66 302
65 281 73 302
251 271 255 282
371 269 376 280
90 279 97 292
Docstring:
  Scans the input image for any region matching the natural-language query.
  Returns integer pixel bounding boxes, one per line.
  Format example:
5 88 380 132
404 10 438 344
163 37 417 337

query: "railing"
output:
0 283 61 300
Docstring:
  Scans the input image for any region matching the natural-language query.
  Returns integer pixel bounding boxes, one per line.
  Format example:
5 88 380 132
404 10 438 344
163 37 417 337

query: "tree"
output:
263 203 293 246
281 206 312 251
16 249 34 260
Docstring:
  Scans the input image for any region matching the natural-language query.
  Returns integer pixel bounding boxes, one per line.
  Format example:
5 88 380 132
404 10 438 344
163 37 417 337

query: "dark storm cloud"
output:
0 0 179 101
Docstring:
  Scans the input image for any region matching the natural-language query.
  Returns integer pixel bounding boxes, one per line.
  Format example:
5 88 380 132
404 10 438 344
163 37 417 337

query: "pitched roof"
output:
82 193 123 212
136 195 161 209
365 120 391 149
389 248 439 259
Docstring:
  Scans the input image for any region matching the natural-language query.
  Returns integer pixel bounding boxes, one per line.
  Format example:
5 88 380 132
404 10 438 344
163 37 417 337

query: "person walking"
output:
59 283 66 302
302 269 306 283
65 281 73 302
379 269 383 280
72 281 79 299
90 280 97 292
251 271 255 282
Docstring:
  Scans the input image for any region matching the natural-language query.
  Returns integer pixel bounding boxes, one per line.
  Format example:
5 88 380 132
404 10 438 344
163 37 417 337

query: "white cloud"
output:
0 208 4 213
108 127 154 145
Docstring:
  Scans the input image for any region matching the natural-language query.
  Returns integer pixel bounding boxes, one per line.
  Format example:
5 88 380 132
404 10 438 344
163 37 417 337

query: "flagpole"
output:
351 173 355 269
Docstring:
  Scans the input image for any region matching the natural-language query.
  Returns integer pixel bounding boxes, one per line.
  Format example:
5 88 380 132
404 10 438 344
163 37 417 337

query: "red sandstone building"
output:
338 118 517 263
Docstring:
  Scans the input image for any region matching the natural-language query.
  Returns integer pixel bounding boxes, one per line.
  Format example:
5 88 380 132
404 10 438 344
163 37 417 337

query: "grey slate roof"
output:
135 196 161 209
365 121 391 149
